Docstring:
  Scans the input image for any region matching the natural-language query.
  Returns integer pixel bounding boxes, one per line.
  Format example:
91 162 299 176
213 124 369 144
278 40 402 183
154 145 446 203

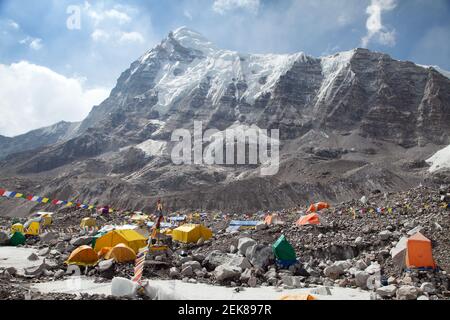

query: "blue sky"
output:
0 0 449 136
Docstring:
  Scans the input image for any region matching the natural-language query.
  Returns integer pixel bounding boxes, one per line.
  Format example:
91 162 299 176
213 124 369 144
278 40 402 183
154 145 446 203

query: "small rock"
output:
98 259 115 272
38 247 50 256
355 271 370 289
417 295 429 300
309 286 332 296
54 269 65 279
182 261 201 271
181 266 193 277
379 230 392 241
28 253 39 261
420 282 435 294
169 267 179 278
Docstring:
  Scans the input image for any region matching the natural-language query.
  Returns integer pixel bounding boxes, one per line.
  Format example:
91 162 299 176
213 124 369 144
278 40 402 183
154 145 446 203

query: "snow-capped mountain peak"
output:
171 26 218 55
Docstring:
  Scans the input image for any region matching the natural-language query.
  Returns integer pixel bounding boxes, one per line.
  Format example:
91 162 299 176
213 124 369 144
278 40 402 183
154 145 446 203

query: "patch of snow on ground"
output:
427 144 450 173
135 139 167 157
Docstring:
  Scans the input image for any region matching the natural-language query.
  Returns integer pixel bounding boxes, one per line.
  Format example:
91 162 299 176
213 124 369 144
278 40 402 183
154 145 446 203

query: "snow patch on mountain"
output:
317 50 355 102
135 139 167 157
416 64 450 79
150 47 305 114
427 144 450 173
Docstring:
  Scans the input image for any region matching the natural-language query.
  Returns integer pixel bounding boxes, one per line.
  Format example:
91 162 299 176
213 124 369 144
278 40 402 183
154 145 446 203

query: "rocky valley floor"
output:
0 185 449 300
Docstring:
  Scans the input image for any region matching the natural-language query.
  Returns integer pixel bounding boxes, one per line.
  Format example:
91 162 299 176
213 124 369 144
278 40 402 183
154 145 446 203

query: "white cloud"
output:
104 9 131 25
7 19 20 30
212 0 260 15
29 38 43 50
19 37 43 50
118 31 145 44
91 29 110 42
0 61 109 137
361 0 397 47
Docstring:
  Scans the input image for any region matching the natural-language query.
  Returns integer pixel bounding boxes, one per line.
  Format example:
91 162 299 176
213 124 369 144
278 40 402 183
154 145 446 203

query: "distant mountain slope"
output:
0 121 80 159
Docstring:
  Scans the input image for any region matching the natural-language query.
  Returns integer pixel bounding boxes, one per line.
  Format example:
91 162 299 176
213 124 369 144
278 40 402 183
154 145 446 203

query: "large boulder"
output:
379 230 392 241
324 264 345 280
238 238 256 256
396 285 419 300
246 245 274 270
203 251 235 270
214 265 241 282
355 271 370 289
228 256 252 270
182 260 202 271
40 232 59 244
376 285 397 298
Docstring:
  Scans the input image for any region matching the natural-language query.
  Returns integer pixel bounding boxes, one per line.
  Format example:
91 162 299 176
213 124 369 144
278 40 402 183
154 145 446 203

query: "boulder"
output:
379 230 392 241
70 236 95 247
417 295 429 300
248 276 257 287
246 245 274 270
98 259 115 272
365 262 381 275
238 238 257 256
54 269 65 279
240 269 253 282
355 271 370 289
203 251 234 270
40 232 59 244
355 260 368 270
420 282 435 294
376 285 397 298
38 247 50 256
396 285 419 300
181 266 193 277
169 267 179 279
182 261 202 271
214 265 241 282
27 253 39 261
228 256 252 270
324 264 344 280
255 223 267 231
5 267 17 276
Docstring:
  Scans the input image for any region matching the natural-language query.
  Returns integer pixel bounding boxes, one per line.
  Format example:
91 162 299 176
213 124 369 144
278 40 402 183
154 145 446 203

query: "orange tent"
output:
97 247 112 259
65 245 98 266
105 243 136 263
264 215 273 225
279 294 316 300
406 232 436 269
296 213 321 226
307 202 330 213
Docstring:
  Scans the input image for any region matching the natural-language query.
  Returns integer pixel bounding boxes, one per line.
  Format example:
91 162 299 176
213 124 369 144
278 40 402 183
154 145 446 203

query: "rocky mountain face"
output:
0 27 449 215
0 121 80 160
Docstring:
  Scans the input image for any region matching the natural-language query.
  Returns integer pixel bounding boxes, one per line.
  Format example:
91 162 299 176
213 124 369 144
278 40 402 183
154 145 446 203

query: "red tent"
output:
296 213 320 226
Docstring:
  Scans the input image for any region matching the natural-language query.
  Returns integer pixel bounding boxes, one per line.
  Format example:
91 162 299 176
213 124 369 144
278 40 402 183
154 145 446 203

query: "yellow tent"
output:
33 212 53 227
105 243 136 263
80 217 97 229
94 229 147 254
65 245 98 266
11 223 24 234
25 221 40 236
172 224 212 244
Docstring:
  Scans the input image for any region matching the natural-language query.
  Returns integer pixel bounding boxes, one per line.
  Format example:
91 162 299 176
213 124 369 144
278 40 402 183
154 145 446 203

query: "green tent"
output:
9 232 26 246
91 231 107 248
272 235 297 261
